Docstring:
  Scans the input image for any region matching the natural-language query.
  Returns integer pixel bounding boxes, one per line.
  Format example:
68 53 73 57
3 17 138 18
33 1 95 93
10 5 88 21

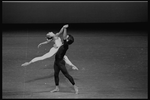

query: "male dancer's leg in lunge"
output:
51 60 78 94
51 25 78 94
50 63 60 92
60 62 78 94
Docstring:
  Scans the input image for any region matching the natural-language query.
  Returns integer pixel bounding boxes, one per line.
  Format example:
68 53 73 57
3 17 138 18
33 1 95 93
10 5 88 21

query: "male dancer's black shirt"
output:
55 40 68 61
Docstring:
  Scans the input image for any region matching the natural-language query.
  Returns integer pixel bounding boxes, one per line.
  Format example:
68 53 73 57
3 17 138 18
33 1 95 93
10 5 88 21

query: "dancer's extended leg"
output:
64 55 78 70
21 47 59 66
32 47 59 62
63 55 74 66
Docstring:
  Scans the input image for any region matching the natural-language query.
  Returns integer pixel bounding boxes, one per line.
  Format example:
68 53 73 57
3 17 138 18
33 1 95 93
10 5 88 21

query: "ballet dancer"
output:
50 25 78 94
21 25 78 71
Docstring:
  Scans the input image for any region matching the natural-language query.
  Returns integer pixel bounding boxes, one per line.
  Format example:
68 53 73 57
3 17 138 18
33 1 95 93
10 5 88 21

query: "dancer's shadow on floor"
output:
25 66 79 83
25 73 54 83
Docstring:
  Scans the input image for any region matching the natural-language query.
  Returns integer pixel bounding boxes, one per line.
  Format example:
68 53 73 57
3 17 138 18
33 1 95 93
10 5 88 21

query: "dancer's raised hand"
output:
63 24 69 28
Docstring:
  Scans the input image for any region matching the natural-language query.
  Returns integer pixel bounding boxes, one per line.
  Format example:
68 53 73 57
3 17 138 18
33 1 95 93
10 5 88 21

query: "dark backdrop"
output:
2 1 148 24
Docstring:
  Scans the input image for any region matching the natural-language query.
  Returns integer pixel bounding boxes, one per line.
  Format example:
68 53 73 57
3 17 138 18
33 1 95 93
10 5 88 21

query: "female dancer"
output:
21 25 78 71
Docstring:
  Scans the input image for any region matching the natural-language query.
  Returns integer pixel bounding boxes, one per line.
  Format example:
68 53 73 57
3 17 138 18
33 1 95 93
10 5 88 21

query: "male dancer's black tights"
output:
54 60 75 86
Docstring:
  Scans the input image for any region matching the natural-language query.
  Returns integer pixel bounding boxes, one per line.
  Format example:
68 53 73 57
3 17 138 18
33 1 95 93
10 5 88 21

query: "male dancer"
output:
50 25 78 94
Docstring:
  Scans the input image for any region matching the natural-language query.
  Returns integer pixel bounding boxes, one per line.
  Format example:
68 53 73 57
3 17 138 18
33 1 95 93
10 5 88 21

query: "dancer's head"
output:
66 34 74 45
46 32 55 40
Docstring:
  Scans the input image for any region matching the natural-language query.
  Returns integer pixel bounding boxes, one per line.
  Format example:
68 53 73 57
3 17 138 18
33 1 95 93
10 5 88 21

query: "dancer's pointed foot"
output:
74 85 78 94
50 87 59 93
72 66 79 70
21 62 30 66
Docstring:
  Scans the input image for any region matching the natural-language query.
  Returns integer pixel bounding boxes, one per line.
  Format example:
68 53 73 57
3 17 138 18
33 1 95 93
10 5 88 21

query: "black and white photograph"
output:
2 1 148 99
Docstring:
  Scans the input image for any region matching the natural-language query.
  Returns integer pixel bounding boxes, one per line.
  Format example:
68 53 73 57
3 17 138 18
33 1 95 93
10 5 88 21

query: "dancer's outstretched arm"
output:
21 47 59 66
38 39 52 48
63 55 78 70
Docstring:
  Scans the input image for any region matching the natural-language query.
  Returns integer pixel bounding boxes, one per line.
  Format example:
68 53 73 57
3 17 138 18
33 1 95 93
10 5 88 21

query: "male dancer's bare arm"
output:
62 25 68 40
56 24 69 36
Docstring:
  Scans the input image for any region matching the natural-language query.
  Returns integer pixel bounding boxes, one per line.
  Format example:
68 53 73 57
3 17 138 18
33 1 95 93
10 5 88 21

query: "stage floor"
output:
2 29 148 99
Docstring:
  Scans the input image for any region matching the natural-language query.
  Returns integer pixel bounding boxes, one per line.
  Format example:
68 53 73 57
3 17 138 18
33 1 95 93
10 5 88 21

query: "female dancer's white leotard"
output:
53 37 62 48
